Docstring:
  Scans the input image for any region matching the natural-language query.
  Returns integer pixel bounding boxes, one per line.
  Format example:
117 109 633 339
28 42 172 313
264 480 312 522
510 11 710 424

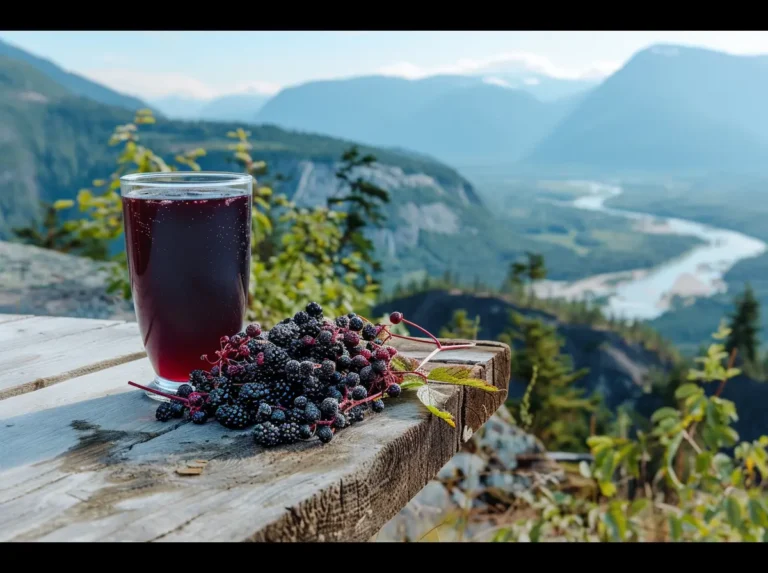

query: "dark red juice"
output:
122 189 251 382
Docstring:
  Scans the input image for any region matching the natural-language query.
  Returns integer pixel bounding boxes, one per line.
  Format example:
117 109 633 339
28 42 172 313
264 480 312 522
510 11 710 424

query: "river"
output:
534 181 767 321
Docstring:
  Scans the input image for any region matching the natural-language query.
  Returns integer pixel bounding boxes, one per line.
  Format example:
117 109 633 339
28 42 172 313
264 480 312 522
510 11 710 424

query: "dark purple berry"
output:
359 366 375 383
246 323 262 337
371 400 385 413
256 402 272 421
191 410 208 424
344 373 360 387
349 317 364 332
170 401 186 418
320 398 339 418
387 383 402 398
372 360 387 374
231 334 243 347
304 403 321 423
271 410 287 424
306 302 323 317
333 413 347 429
335 316 350 328
294 311 310 325
317 426 334 444
351 355 369 370
362 324 378 341
299 361 315 377
294 395 308 409
337 355 352 371
343 331 360 347
317 330 333 346
188 392 204 408
351 386 367 400
299 424 313 439
177 384 194 398
320 360 335 378
156 402 174 422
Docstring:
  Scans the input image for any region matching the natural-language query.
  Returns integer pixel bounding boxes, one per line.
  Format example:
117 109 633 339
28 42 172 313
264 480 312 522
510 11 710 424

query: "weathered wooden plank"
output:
0 317 146 400
0 336 510 542
0 314 33 325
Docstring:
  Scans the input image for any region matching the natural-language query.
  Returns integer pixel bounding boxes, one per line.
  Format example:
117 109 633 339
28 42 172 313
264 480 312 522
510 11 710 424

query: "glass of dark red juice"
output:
120 172 253 401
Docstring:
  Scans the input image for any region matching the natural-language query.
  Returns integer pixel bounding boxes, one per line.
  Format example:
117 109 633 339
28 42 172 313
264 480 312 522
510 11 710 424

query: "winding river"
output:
534 181 767 321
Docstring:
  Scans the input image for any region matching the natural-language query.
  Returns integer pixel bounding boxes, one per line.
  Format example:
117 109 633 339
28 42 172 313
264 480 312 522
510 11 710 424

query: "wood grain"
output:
0 314 510 542
0 316 146 400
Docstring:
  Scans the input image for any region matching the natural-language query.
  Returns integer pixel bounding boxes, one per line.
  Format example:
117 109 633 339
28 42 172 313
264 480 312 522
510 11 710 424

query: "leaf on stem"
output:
416 386 456 428
426 366 499 392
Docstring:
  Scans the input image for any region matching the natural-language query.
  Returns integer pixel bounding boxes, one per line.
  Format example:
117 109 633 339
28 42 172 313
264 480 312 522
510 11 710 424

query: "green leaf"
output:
390 355 418 372
675 383 702 400
426 366 499 392
53 199 74 210
725 497 742 528
666 432 684 489
651 407 681 424
668 516 683 541
748 499 768 528
629 498 649 517
603 504 627 541
425 404 456 428
400 375 425 390
416 386 456 428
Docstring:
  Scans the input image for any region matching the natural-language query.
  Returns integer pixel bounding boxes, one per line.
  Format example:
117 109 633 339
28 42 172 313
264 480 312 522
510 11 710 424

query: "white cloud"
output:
79 67 282 100
482 76 514 88
377 51 621 81
523 77 541 86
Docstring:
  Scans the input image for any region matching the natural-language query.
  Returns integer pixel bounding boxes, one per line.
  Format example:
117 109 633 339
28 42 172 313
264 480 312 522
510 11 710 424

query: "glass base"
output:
144 376 185 402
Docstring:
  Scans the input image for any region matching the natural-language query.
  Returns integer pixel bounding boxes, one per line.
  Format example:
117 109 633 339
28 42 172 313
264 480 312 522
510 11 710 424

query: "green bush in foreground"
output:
492 322 768 542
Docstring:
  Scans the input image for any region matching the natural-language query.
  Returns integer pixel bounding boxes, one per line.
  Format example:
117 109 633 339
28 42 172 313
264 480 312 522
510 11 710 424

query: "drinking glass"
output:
121 172 253 400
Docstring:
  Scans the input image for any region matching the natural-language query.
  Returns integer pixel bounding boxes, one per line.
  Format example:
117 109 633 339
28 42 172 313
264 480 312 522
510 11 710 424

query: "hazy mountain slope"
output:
148 95 208 119
197 93 270 121
150 93 270 121
256 74 582 163
0 38 150 112
404 83 573 164
526 44 768 172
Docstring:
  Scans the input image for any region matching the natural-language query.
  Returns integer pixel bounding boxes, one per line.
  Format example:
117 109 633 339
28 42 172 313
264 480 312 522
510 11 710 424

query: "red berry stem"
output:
400 318 442 348
384 331 441 346
127 381 190 405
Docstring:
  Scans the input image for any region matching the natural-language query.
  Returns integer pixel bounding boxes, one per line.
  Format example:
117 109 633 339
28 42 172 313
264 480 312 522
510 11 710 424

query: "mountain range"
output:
0 42 704 295
254 45 768 173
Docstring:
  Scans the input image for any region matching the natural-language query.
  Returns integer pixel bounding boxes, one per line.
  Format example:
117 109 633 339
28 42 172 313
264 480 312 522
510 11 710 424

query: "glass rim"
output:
120 171 253 189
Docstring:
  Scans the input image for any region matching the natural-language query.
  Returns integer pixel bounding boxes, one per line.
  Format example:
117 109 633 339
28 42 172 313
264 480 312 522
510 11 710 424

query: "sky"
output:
2 31 768 101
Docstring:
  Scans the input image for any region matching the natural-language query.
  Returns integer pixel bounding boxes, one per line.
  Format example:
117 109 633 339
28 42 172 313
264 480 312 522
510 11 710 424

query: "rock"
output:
0 240 134 320
375 406 552 542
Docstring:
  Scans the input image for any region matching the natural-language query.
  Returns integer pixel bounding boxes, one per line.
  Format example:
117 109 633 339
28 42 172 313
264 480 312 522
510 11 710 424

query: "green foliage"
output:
493 323 768 542
29 111 385 327
500 310 599 452
330 145 391 276
438 309 480 340
12 200 89 254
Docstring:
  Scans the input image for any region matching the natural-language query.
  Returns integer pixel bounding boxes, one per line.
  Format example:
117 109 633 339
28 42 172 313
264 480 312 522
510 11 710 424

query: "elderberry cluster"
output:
151 303 408 447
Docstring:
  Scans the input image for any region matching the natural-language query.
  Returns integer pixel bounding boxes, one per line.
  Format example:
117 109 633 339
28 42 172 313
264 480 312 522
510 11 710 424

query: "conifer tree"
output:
439 309 481 340
726 283 760 365
499 311 598 452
